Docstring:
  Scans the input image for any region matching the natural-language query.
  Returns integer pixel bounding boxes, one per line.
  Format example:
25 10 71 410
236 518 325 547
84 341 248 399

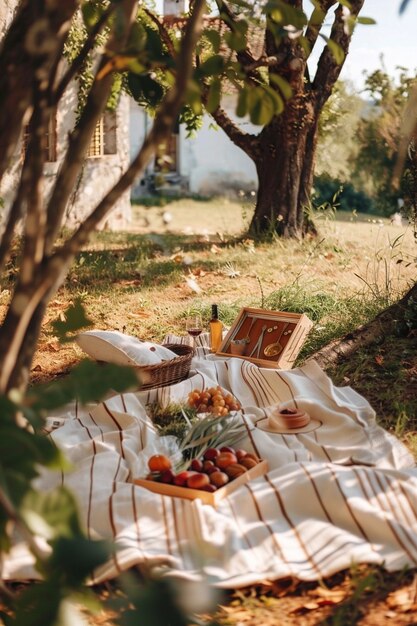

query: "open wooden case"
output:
217 307 313 369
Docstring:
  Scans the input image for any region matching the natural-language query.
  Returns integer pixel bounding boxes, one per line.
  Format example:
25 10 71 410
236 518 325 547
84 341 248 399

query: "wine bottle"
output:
209 304 223 353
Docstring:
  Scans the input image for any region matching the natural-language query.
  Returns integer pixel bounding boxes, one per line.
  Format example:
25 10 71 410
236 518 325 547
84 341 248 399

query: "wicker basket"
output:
135 343 194 390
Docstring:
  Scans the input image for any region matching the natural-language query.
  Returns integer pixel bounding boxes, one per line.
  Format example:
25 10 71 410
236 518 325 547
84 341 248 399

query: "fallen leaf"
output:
387 587 415 612
314 587 346 603
185 276 202 293
375 355 384 365
210 244 222 254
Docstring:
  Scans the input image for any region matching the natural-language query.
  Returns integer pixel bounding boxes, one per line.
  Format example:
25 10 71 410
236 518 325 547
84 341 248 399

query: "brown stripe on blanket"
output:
161 496 173 557
88 411 105 442
224 495 255 552
328 466 377 553
130 484 149 564
378 472 417 529
245 363 273 407
240 360 265 407
87 438 97 540
170 498 188 567
256 368 285 406
275 371 299 409
395 478 417 525
264 474 322 578
363 469 417 561
244 482 295 577
240 412 261 458
300 465 333 524
108 456 124 574
103 402 126 459
313 429 333 462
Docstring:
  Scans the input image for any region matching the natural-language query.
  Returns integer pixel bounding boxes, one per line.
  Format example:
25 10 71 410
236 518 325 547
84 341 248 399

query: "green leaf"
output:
21 487 84 540
27 360 138 412
309 6 325 26
12 581 61 626
127 73 164 107
265 1 308 29
47 536 111 586
248 88 276 126
269 74 293 100
199 54 225 76
51 298 93 343
206 78 221 113
321 35 345 64
127 22 147 54
81 2 102 31
357 16 376 25
236 87 248 117
204 29 221 53
224 29 247 52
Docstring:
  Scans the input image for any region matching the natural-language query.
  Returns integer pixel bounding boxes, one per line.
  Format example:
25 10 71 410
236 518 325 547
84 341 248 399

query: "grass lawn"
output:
3 197 417 625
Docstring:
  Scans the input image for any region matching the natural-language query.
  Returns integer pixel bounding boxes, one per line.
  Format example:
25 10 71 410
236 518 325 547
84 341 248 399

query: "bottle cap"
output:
211 304 218 318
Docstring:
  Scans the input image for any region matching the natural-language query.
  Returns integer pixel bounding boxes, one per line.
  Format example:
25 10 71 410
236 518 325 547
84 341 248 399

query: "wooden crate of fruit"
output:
134 448 268 507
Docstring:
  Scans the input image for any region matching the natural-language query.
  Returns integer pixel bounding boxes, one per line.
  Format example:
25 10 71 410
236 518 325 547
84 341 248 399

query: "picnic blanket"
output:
4 339 417 588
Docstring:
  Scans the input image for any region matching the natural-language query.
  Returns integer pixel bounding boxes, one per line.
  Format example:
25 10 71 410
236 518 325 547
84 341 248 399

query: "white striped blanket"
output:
4 341 417 588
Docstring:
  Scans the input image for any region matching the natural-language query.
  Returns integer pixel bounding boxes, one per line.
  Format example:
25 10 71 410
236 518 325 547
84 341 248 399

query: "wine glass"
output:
186 314 203 348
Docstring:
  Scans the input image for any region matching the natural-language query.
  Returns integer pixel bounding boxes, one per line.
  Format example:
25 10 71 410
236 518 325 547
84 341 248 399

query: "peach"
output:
215 452 238 470
173 471 195 487
209 471 229 487
187 473 210 490
240 457 258 470
148 454 172 472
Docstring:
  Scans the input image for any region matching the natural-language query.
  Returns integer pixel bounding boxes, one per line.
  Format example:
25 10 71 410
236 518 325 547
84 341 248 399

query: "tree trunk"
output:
249 94 317 238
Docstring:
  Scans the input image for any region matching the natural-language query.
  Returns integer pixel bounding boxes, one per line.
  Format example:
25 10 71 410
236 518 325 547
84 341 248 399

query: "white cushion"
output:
75 330 177 366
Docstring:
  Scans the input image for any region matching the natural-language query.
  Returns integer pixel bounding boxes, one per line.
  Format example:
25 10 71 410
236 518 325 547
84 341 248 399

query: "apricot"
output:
225 463 247 479
173 471 195 487
239 457 258 470
215 452 238 470
235 449 248 460
187 473 210 489
200 484 217 492
209 471 229 487
220 446 235 454
202 460 218 474
148 454 172 472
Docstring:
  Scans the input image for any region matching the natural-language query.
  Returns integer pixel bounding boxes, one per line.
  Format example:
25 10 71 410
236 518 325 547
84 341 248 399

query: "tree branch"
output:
0 0 78 189
208 103 259 159
304 0 337 57
143 8 177 59
313 0 365 108
54 3 117 105
44 0 139 254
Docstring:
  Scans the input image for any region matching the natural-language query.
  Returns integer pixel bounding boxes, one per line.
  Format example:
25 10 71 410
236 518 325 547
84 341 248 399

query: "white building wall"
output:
129 95 259 197
180 103 258 195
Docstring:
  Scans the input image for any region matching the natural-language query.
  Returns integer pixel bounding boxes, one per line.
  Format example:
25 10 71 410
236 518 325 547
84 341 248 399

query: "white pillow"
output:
75 330 177 366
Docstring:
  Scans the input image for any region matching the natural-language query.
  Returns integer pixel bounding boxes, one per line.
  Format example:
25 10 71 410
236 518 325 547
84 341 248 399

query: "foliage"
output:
354 67 417 215
313 174 375 215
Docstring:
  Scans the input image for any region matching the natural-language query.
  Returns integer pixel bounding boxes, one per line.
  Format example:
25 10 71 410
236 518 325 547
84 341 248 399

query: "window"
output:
87 111 117 158
22 113 57 162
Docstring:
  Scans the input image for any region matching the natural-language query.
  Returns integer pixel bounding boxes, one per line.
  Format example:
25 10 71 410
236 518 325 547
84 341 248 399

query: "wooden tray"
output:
133 460 268 507
217 307 313 369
